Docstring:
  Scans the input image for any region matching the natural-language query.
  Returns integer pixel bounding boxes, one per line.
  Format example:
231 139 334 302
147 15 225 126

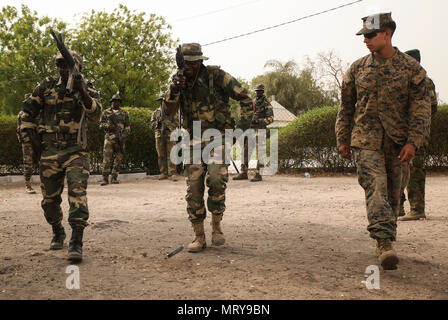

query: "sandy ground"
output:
0 173 447 300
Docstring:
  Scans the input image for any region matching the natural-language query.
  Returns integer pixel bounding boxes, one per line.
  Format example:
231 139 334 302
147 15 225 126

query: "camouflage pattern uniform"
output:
99 101 130 182
21 76 102 229
150 100 179 178
245 84 274 181
336 28 430 242
16 106 37 193
164 43 252 252
400 49 438 220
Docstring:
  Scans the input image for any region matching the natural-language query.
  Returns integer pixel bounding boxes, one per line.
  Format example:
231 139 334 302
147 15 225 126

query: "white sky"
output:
3 0 447 102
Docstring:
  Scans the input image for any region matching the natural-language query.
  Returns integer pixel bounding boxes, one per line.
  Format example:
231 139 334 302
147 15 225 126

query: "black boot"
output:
233 172 248 180
100 175 109 186
68 227 84 262
250 173 262 182
111 175 119 184
50 223 66 250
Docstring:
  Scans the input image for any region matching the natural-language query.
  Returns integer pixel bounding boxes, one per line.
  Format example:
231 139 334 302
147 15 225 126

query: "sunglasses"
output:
364 30 385 39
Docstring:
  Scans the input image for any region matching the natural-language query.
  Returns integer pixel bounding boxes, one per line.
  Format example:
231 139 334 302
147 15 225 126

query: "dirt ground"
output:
0 173 447 300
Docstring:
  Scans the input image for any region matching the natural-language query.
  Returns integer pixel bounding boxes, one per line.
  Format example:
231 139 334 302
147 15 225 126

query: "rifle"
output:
50 29 80 93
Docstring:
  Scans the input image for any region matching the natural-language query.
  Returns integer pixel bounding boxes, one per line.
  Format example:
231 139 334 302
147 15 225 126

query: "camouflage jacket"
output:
336 48 431 151
21 76 102 148
150 106 179 136
421 77 438 149
99 107 131 140
16 111 29 144
427 77 438 116
252 95 274 128
165 64 253 134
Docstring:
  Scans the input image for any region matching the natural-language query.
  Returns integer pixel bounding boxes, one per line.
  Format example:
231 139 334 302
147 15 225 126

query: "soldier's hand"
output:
73 74 88 93
398 144 416 163
172 74 186 89
338 144 351 160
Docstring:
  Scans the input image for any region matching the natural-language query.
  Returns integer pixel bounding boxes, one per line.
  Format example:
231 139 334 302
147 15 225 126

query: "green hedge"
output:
0 107 159 175
278 104 448 172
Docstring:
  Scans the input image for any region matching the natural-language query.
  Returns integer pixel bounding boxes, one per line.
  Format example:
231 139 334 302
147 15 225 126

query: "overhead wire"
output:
202 0 363 46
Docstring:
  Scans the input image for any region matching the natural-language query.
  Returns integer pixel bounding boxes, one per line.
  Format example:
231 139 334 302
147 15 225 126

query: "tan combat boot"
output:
187 221 206 253
170 174 178 182
232 172 248 180
376 239 399 270
158 173 169 180
25 181 36 194
211 214 225 246
399 211 426 221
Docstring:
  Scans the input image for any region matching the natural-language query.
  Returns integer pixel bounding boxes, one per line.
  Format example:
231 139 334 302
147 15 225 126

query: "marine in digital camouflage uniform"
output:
16 101 37 194
234 84 274 182
399 49 438 221
164 43 253 252
335 13 431 270
150 93 180 181
99 92 130 185
21 50 102 262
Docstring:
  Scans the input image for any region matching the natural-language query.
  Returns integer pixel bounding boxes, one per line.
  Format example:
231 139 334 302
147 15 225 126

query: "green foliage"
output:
0 5 67 115
278 105 448 172
0 113 22 172
229 77 251 123
251 60 336 116
71 4 176 109
0 108 159 175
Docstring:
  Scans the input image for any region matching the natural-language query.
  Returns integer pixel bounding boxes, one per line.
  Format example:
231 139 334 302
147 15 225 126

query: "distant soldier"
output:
233 84 274 182
336 13 430 270
399 49 438 221
165 43 253 252
150 92 180 181
99 92 130 185
21 50 102 262
16 95 38 194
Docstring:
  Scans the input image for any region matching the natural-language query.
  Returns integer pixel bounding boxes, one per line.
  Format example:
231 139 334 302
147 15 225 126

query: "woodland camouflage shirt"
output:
336 48 431 151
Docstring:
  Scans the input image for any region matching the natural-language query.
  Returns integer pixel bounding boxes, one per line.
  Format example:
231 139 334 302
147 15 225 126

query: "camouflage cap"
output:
55 50 83 69
254 84 265 91
181 43 208 61
110 91 121 102
356 12 394 35
405 49 421 63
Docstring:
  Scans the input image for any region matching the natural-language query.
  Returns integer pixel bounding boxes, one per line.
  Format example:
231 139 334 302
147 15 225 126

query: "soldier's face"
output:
185 60 202 78
112 100 121 108
56 60 70 81
363 30 388 53
256 90 264 98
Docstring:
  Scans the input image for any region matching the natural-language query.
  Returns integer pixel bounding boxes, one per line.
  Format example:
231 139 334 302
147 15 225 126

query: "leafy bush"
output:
278 105 448 172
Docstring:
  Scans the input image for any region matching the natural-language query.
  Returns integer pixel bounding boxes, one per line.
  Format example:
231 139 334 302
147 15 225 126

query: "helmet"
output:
255 84 265 91
110 92 121 103
55 50 83 71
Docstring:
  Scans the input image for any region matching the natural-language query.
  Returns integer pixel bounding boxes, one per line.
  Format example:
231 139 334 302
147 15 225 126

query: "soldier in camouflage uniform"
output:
164 43 253 252
99 92 130 185
335 13 431 270
16 98 37 194
247 84 274 182
151 93 180 181
399 49 438 221
21 50 102 262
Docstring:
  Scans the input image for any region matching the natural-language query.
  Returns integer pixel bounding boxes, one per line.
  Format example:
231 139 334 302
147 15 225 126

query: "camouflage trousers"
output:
40 145 90 228
155 132 177 176
21 142 35 181
239 130 267 175
353 139 404 241
400 150 426 214
102 139 125 178
184 144 229 223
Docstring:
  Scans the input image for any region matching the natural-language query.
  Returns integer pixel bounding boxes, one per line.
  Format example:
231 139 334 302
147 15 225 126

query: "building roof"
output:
268 100 297 127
